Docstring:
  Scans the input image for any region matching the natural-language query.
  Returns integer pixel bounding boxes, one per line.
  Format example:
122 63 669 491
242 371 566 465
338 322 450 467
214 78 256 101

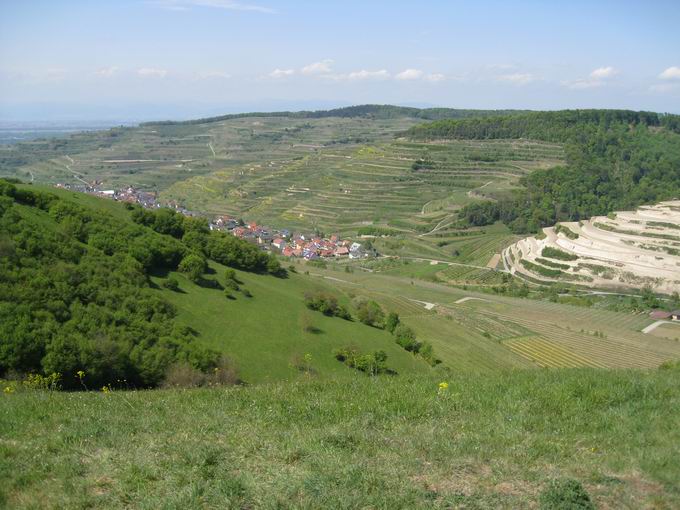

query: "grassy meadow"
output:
2 366 680 509
149 263 430 383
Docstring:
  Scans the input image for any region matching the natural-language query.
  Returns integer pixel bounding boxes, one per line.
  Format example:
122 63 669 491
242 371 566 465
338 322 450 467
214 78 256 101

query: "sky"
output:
1 0 680 121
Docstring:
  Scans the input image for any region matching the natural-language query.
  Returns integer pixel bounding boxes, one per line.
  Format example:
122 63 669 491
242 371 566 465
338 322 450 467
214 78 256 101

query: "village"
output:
55 182 375 261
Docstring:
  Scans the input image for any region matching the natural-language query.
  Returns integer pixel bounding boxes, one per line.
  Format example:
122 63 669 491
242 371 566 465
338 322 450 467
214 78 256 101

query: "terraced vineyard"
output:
163 138 563 233
0 116 419 190
504 201 680 295
504 336 606 368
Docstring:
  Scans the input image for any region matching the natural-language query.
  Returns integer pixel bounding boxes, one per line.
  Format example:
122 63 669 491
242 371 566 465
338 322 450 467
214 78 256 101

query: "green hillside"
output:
407 110 680 233
0 180 432 388
3 366 680 508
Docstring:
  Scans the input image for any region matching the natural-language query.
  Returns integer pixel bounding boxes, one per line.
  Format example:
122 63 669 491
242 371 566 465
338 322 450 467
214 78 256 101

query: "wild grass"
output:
1 366 679 508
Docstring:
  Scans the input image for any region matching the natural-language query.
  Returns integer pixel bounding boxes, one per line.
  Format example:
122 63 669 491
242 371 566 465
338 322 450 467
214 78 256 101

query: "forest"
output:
0 180 282 389
408 110 680 232
142 104 528 126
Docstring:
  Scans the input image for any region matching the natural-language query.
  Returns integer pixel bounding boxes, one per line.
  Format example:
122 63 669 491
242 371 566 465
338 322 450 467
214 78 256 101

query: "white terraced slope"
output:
503 201 680 294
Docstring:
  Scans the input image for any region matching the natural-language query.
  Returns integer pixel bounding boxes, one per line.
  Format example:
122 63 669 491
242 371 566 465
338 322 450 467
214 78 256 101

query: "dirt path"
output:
310 273 358 285
401 256 509 273
63 157 89 186
419 216 454 237
208 143 216 157
466 180 493 199
642 320 680 334
486 253 501 269
454 297 490 304
407 298 436 310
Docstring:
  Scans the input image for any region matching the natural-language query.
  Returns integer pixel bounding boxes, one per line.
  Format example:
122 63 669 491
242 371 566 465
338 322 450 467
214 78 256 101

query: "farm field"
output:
307 265 680 371
0 116 419 190
162 138 563 237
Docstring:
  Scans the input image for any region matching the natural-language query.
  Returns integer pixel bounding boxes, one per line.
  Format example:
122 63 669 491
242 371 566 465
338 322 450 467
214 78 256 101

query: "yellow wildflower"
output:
438 381 449 391
3 386 14 394
101 385 111 394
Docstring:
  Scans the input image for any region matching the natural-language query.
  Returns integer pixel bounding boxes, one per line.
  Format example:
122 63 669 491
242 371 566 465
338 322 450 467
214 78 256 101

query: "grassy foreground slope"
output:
2 366 680 508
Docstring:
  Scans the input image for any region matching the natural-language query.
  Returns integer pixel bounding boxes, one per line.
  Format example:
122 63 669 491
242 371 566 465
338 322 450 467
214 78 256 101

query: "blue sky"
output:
1 0 680 120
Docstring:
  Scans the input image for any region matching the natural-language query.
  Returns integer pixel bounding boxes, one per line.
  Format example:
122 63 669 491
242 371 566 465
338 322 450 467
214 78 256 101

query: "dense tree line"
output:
0 180 282 388
407 110 680 233
142 105 529 126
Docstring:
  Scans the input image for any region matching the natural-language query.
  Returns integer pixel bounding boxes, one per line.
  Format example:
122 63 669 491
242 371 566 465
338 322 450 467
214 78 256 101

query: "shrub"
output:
393 324 421 352
224 279 240 291
163 276 180 291
539 478 594 510
334 347 389 375
163 357 240 388
385 312 400 333
520 259 563 278
541 246 578 261
241 288 252 298
355 298 385 327
304 291 350 319
555 224 579 239
178 253 207 282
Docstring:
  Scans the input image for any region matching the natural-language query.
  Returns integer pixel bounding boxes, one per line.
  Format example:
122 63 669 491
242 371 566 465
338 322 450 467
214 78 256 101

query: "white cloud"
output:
497 72 535 85
137 67 168 78
564 79 603 90
395 69 423 81
345 69 390 81
301 59 333 75
94 66 119 78
590 66 618 79
564 66 618 90
269 68 295 78
424 73 445 82
659 66 680 80
197 70 230 79
153 0 275 14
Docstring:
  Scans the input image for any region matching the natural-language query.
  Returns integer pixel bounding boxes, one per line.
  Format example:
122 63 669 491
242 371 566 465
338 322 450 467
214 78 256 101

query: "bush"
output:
539 478 594 510
541 246 578 261
162 357 240 388
354 298 385 327
304 291 351 319
178 253 207 282
385 312 400 333
333 347 389 375
163 276 180 291
393 324 421 353
224 279 240 291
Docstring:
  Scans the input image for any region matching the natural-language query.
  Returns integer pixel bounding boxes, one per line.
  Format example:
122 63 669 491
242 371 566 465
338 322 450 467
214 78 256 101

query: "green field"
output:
3 367 680 508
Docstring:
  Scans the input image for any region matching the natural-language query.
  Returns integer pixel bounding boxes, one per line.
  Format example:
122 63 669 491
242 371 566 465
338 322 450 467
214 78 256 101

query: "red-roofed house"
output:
650 310 672 320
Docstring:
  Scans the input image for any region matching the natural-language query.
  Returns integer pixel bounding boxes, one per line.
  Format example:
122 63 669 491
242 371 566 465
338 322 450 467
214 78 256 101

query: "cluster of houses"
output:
210 217 373 260
57 182 374 261
649 310 680 321
56 183 160 209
